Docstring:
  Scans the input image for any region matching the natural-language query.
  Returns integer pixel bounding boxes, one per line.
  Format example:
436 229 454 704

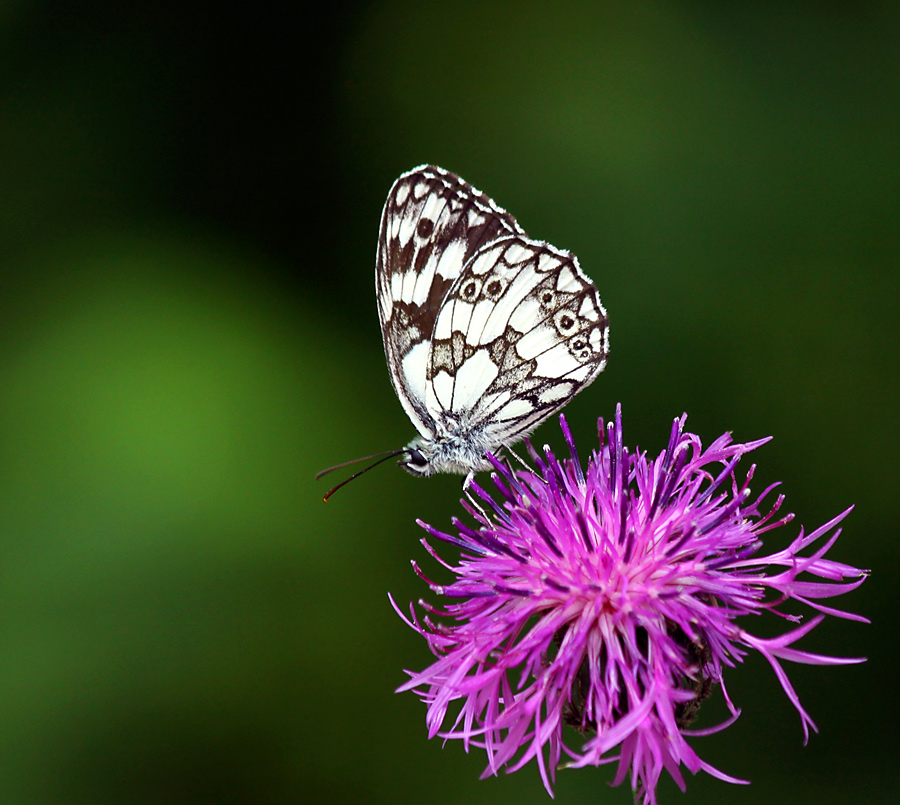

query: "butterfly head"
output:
399 439 434 477
317 433 491 500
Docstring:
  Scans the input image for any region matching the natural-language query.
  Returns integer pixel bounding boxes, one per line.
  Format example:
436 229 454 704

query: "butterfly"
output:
318 165 609 498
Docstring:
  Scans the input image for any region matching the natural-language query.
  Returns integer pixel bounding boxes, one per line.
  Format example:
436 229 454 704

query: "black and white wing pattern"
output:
376 165 609 477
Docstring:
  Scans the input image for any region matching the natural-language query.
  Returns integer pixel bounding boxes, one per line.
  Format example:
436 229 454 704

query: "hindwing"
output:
426 236 609 444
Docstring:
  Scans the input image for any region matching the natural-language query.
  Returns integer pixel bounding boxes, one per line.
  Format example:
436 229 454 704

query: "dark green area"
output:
0 2 894 803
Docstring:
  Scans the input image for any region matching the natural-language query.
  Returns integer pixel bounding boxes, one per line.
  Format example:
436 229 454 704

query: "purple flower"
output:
393 405 868 804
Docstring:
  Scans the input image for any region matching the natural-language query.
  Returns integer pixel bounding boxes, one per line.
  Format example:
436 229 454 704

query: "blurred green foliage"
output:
0 2 895 803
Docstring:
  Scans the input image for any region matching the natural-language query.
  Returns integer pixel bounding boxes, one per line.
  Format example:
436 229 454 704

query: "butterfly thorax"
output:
401 416 496 477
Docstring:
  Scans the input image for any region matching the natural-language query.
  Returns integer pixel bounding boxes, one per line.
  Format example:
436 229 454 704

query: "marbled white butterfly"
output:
318 165 609 498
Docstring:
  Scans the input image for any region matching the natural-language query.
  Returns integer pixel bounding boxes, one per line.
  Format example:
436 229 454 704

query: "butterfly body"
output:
376 165 609 478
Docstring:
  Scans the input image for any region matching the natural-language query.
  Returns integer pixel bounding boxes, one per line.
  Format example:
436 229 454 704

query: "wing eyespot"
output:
417 218 434 239
569 335 593 361
554 309 578 336
460 278 482 301
482 276 508 301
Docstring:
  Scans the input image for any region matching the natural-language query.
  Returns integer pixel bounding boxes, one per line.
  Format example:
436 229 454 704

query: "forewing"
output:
426 235 609 442
375 165 524 435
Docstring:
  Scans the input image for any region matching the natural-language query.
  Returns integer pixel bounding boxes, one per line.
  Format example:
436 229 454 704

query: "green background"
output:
0 2 894 803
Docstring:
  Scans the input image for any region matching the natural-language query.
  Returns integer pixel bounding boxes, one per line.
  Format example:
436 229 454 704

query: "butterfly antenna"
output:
316 449 406 502
315 449 407 480
462 474 492 524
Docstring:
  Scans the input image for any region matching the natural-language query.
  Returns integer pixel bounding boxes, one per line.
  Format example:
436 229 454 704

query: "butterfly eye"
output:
406 448 428 467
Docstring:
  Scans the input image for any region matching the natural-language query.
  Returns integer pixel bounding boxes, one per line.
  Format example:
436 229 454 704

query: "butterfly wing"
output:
375 165 524 437
426 235 609 445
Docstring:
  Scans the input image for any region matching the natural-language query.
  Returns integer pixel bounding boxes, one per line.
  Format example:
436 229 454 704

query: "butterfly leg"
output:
462 472 493 524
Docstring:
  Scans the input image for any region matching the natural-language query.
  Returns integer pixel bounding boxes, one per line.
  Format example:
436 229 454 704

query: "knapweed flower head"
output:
393 406 867 804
